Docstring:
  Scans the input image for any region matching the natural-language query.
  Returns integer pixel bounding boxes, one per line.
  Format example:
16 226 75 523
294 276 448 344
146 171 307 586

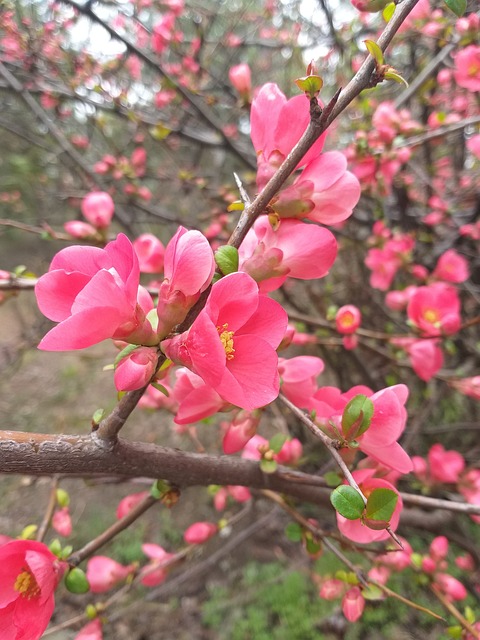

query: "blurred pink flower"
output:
432 249 469 283
86 556 134 593
454 45 480 92
336 305 361 335
133 233 165 273
184 522 218 545
407 283 461 336
74 619 103 640
81 191 114 229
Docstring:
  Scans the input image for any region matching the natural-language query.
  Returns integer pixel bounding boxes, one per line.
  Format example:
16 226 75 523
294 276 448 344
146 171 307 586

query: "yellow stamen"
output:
14 568 41 600
218 323 235 360
423 308 440 324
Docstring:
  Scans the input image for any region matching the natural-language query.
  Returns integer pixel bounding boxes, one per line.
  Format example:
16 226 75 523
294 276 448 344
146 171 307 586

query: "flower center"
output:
423 308 440 324
341 312 354 327
14 568 41 600
217 323 235 360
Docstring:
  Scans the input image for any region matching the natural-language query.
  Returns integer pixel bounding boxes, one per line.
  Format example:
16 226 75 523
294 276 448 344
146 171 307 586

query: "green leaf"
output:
364 39 384 65
114 343 140 368
443 0 466 16
150 479 171 500
56 488 70 508
151 382 169 397
330 485 365 520
227 200 245 212
294 75 323 98
49 539 62 557
446 625 463 639
384 71 409 87
365 488 398 521
363 517 390 531
341 395 374 440
19 525 37 540
92 409 105 426
305 535 322 556
150 124 171 140
269 433 288 454
324 471 342 488
65 567 90 594
382 2 396 21
285 522 303 542
362 583 384 600
215 245 239 276
260 458 277 474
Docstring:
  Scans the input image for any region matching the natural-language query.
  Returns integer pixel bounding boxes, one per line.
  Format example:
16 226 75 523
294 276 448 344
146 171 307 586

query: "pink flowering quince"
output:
239 216 337 292
35 233 157 350
0 539 65 640
162 272 288 411
250 82 327 190
86 556 134 593
407 282 461 336
74 618 103 640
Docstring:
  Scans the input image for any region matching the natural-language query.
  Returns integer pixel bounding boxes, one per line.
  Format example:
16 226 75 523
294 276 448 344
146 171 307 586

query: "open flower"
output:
0 540 64 640
162 272 287 411
35 233 157 350
407 283 461 336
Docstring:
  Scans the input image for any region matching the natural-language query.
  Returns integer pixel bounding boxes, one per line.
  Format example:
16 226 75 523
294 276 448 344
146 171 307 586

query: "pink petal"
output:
238 296 287 348
206 272 259 329
49 245 109 274
38 307 124 350
35 271 91 321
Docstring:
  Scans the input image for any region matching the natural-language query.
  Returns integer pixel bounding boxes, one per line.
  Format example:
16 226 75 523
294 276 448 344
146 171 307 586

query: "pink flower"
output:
365 248 401 291
336 469 403 543
239 217 337 292
52 507 72 537
272 152 361 225
274 438 303 465
432 249 469 283
162 272 288 411
454 45 480 92
393 337 444 381
183 522 218 545
429 536 448 562
407 283 461 336
336 305 361 335
342 587 365 622
114 346 158 392
116 491 150 519
133 233 165 273
467 134 480 159
74 619 103 640
156 227 215 339
0 540 63 640
81 192 114 229
151 13 177 54
172 368 229 425
319 578 345 600
450 376 480 400
140 544 174 587
86 556 134 593
64 220 97 239
35 234 157 350
428 444 465 484
251 83 327 190
277 356 324 410
434 574 467 601
229 63 251 97
222 410 261 454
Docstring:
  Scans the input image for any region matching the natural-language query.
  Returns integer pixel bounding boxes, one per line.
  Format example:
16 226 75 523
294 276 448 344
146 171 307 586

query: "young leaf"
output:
294 75 323 98
341 394 374 440
114 343 140 368
384 70 409 87
330 485 365 520
151 381 169 397
215 245 239 276
362 583 384 600
382 2 396 21
364 39 384 65
285 522 303 542
269 433 288 454
260 458 277 474
444 0 466 17
365 488 398 521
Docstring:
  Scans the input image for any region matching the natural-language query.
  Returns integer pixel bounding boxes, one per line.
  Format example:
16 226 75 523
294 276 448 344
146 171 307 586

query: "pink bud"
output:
335 305 361 335
428 443 465 484
183 521 218 545
81 191 114 228
319 578 344 600
274 438 303 465
421 557 436 573
64 220 97 239
342 587 365 622
52 507 72 537
86 556 134 593
229 63 252 96
74 619 103 640
114 346 158 392
223 411 260 454
116 491 150 519
133 233 165 273
434 573 467 601
429 536 448 562
342 334 359 350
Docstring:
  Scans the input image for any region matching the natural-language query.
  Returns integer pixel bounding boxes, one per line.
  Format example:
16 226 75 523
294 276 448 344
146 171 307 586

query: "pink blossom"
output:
407 283 461 336
273 152 361 225
229 63 252 97
365 247 401 291
64 220 97 239
81 192 114 229
274 438 303 465
251 83 327 190
434 573 467 601
0 540 64 640
454 45 480 92
336 305 361 335
428 444 465 484
162 272 288 411
429 536 448 562
223 410 261 454
114 346 158 392
393 337 444 381
140 543 174 587
52 507 72 537
342 587 365 622
184 522 218 545
35 234 157 350
376 537 412 570
277 356 324 410
385 286 417 311
432 249 469 283
467 134 480 159
319 578 345 600
74 619 103 640
449 376 480 400
156 227 215 339
336 469 403 543
241 434 268 460
133 233 165 273
172 368 229 425
86 556 134 593
239 217 337 291
152 13 177 54
116 491 150 519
